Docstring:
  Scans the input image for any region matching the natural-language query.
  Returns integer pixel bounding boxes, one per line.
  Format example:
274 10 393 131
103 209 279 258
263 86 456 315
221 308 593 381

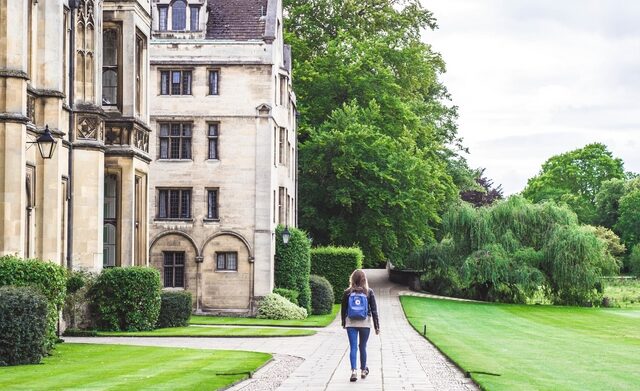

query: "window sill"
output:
203 218 220 223
162 287 186 291
157 159 193 162
215 270 238 273
155 218 194 223
205 159 220 162
157 94 194 97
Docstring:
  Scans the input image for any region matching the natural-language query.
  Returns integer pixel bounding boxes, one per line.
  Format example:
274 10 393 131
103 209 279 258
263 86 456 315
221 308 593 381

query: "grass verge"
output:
190 304 340 327
400 295 640 391
97 325 315 337
0 343 270 391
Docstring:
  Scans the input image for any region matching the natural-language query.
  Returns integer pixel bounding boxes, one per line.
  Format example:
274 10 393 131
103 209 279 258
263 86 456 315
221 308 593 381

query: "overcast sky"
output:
421 0 640 194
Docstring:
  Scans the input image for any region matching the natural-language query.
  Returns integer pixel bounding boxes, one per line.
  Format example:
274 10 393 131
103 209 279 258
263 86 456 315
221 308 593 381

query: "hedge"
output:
273 288 299 305
63 270 96 330
309 275 334 315
257 293 307 320
0 286 49 366
157 291 192 328
0 256 67 352
311 246 364 303
90 267 161 331
275 225 312 312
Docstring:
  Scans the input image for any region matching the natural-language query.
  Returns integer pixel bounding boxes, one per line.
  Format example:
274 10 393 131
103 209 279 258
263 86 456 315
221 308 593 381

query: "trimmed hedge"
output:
273 288 299 305
311 246 364 303
275 225 312 312
257 293 307 320
0 286 48 366
0 256 67 352
90 267 161 331
63 270 96 330
310 275 334 315
157 291 192 328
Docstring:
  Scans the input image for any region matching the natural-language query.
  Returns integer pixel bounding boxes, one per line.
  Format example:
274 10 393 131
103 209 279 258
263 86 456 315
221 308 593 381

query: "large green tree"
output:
522 143 625 224
285 0 468 266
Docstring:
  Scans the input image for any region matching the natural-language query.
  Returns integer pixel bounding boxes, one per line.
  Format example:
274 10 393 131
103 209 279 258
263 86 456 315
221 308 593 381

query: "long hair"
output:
348 269 369 293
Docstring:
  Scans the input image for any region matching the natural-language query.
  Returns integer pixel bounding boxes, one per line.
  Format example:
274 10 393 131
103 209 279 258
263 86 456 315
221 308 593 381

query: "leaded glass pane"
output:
172 0 186 30
190 6 199 31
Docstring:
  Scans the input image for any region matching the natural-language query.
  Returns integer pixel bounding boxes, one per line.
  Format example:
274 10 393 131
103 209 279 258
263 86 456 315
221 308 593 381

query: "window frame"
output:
159 69 192 96
215 252 238 272
158 6 169 31
158 122 192 160
171 0 187 31
163 251 185 288
207 123 219 160
205 188 219 221
208 69 220 95
102 26 121 108
189 5 200 31
157 188 192 220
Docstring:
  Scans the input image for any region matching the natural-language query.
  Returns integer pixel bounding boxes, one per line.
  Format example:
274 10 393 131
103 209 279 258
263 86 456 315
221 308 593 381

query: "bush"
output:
275 225 312 312
90 267 161 331
157 291 192 328
257 293 307 320
0 256 67 352
0 286 48 366
309 275 334 315
62 328 98 337
630 245 640 277
273 288 299 305
63 270 97 330
311 246 363 303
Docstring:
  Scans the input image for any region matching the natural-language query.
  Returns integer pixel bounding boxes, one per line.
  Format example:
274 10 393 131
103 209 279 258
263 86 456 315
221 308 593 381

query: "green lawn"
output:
98 325 315 337
190 304 340 327
0 343 270 391
401 296 640 391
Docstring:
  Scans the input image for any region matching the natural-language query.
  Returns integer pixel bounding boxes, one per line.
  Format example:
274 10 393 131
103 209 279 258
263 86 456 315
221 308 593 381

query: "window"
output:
190 6 200 31
158 6 168 31
164 252 185 287
103 175 118 267
278 128 286 164
216 252 237 271
279 76 287 106
135 33 145 116
172 0 187 30
102 28 119 106
278 187 285 224
207 189 218 219
158 189 191 219
160 70 191 95
159 123 192 159
208 70 219 95
208 124 219 159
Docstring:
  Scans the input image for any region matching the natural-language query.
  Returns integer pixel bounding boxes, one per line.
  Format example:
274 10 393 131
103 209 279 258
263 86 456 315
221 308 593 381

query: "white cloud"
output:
422 0 640 194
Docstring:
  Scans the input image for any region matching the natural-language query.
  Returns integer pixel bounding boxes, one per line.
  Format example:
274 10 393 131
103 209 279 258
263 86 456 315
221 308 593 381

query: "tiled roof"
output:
206 0 269 40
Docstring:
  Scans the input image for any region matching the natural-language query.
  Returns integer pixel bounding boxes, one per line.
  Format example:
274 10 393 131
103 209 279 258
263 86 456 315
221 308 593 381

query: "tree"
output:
522 143 625 224
299 103 455 267
285 0 468 266
615 189 640 250
594 179 626 229
460 168 504 207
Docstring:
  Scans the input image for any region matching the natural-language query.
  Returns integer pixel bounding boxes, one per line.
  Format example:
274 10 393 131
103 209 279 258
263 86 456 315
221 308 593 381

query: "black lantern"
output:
282 225 291 245
36 125 57 159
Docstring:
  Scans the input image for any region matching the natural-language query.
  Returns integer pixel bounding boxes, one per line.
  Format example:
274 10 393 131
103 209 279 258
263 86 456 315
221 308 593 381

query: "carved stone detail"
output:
105 124 149 153
77 115 103 140
26 93 36 124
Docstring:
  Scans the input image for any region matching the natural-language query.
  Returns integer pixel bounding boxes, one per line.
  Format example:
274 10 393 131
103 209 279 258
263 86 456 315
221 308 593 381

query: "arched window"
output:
172 0 187 30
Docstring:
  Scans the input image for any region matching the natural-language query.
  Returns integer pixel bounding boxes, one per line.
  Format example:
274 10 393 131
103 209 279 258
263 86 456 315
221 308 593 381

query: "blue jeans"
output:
346 327 371 370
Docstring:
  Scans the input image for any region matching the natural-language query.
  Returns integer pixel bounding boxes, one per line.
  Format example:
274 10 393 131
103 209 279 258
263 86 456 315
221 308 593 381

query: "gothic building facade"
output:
148 0 297 314
0 0 152 270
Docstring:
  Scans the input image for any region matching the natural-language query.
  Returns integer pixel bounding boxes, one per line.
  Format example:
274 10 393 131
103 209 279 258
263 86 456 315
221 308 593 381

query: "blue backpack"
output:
347 291 369 320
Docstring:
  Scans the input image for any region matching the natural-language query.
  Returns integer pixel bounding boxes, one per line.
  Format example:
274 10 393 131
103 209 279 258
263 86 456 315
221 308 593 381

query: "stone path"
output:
66 269 478 390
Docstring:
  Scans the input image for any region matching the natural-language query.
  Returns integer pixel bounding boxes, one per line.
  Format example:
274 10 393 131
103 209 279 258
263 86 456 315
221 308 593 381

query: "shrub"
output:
630 245 640 278
0 256 67 352
63 270 97 330
275 225 312 312
257 293 307 320
62 328 98 337
90 267 161 331
309 275 334 315
273 288 299 305
157 291 192 328
0 286 48 366
311 246 363 303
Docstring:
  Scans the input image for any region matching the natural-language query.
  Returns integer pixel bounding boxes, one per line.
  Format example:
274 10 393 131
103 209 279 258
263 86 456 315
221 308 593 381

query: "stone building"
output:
0 0 152 270
148 0 297 314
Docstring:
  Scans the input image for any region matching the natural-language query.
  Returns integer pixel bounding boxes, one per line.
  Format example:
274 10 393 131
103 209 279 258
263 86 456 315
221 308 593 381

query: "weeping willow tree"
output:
416 196 619 305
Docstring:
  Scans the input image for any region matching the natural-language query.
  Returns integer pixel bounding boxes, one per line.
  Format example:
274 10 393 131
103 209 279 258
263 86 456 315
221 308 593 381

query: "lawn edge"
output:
190 305 340 328
399 295 487 391
218 356 275 391
93 332 317 338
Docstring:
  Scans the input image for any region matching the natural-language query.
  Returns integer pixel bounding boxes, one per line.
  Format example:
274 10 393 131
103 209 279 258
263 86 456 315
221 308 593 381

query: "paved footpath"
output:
67 269 478 391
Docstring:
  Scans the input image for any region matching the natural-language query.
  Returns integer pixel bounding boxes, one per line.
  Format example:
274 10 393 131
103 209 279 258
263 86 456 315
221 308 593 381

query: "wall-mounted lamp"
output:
27 125 57 159
282 225 291 245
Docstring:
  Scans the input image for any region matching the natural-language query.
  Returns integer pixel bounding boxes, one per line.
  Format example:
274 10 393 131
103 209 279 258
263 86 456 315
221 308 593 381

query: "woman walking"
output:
341 269 380 382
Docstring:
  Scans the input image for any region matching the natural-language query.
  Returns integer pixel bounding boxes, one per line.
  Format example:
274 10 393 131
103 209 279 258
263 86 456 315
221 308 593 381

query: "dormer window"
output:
157 1 200 32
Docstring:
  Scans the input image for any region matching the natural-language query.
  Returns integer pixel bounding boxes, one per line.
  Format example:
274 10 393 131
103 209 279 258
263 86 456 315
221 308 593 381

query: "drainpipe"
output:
66 0 77 270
